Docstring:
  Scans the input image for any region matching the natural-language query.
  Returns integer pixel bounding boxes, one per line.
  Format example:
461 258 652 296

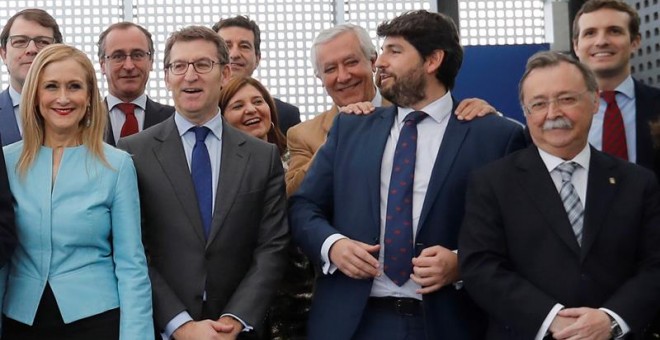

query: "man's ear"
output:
425 49 445 75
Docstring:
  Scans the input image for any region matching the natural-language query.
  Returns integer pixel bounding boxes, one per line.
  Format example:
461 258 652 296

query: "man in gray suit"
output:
117 26 288 340
0 8 62 146
97 22 174 146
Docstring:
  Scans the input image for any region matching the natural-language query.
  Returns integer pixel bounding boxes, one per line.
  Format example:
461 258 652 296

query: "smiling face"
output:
315 31 376 107
217 26 260 78
573 8 640 84
100 26 153 102
38 59 90 142
375 36 428 108
0 17 55 92
223 84 272 141
165 39 230 125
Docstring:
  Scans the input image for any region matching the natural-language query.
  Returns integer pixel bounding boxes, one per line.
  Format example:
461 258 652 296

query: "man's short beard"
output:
380 67 427 108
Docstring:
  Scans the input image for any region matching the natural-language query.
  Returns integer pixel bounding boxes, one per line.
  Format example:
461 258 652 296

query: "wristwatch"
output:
608 314 623 339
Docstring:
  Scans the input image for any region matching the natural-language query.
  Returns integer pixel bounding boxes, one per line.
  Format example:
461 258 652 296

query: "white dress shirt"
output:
107 93 148 144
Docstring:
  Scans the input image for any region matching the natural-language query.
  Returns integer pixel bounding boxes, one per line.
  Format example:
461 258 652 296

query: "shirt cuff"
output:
599 308 630 337
320 234 347 274
220 313 253 332
535 303 565 340
162 311 193 339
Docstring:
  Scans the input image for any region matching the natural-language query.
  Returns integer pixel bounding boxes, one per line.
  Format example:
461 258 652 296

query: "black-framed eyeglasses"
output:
166 58 221 75
104 50 151 65
8 35 54 49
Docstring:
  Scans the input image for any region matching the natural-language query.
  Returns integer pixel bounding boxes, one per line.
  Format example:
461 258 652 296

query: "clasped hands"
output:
549 308 612 340
328 238 458 294
173 315 242 340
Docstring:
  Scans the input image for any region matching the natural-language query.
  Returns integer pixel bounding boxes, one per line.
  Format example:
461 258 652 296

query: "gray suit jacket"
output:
104 97 174 146
117 116 289 333
0 88 21 146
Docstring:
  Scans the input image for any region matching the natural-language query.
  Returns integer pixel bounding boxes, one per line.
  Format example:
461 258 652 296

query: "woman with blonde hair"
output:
1 44 152 339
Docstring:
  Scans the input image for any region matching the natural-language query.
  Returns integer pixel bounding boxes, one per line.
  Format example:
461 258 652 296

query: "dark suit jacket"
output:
0 88 21 146
459 145 660 339
0 141 16 267
104 97 174 146
633 80 660 180
289 105 527 340
274 98 300 136
117 116 289 333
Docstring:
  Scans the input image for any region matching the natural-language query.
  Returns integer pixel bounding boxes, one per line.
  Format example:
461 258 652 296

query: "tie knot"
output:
600 91 617 104
116 102 137 116
556 161 579 182
190 126 211 143
403 111 428 125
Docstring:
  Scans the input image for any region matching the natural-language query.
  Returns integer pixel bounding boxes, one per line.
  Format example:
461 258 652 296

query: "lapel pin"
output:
609 177 616 184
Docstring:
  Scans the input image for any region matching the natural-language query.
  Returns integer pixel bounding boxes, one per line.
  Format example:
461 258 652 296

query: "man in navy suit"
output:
97 22 174 146
460 51 660 339
0 9 62 146
573 0 660 179
289 10 526 340
212 16 301 135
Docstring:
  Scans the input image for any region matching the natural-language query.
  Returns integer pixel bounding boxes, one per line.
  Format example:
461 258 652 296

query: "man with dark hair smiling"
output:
289 10 525 340
0 8 62 145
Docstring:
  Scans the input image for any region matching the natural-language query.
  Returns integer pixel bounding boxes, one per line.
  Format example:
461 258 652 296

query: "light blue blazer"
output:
1 142 153 339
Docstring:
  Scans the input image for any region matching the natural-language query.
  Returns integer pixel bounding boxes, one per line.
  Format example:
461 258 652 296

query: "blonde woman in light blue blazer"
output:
0 44 153 340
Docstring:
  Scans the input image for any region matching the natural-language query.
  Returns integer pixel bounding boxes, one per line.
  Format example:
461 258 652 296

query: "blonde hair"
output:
18 44 108 176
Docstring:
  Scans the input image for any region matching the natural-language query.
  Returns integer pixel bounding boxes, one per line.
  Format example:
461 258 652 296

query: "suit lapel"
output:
152 118 207 244
418 113 467 230
0 89 21 146
580 149 618 260
366 107 398 229
206 122 249 245
516 146 581 256
103 98 116 146
144 98 164 129
634 80 660 169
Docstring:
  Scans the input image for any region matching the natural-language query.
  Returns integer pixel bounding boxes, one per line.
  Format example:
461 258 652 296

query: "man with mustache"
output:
212 16 300 135
289 10 525 340
97 22 174 146
0 8 62 146
460 51 660 340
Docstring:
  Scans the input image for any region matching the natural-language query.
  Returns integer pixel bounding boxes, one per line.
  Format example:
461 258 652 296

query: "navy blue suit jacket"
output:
0 88 21 146
289 104 527 340
633 80 660 179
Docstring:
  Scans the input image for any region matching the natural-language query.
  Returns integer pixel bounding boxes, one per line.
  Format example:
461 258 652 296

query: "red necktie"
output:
601 91 628 160
117 102 139 137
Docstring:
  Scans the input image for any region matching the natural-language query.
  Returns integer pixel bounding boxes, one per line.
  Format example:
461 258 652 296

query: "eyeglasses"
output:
166 58 221 75
104 50 151 65
524 90 592 115
8 35 54 49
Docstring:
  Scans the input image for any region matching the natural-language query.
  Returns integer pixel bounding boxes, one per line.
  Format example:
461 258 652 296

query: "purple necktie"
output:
384 110 427 286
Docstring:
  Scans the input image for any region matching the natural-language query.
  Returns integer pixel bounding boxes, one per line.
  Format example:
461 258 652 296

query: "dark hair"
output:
1 9 62 48
163 26 228 69
219 76 286 156
573 0 640 41
377 10 463 89
518 51 598 107
212 16 261 57
97 22 154 60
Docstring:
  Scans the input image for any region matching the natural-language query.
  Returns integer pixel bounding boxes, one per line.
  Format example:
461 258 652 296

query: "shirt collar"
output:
107 93 148 111
174 108 223 141
613 75 634 100
396 90 453 124
538 144 591 173
8 86 20 108
371 88 383 107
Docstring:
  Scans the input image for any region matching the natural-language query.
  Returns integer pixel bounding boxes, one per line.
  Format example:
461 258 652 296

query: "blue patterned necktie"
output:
556 162 584 246
384 110 428 286
190 126 212 238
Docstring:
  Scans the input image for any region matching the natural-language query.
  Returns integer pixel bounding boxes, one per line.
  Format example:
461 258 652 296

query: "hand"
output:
173 319 234 340
216 316 243 340
454 98 496 121
549 315 577 335
552 308 611 340
410 245 458 294
339 102 376 115
329 238 380 279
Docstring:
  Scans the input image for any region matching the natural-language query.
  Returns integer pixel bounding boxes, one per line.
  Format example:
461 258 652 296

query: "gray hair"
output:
310 23 377 77
519 51 598 107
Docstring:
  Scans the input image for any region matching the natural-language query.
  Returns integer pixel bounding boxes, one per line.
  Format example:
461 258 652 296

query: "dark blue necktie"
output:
190 126 212 238
384 110 427 286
